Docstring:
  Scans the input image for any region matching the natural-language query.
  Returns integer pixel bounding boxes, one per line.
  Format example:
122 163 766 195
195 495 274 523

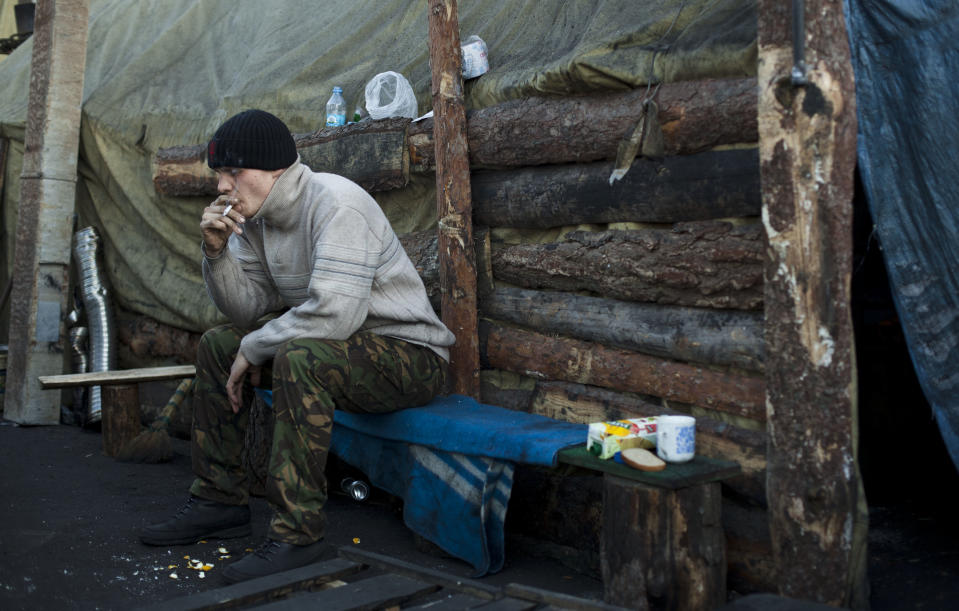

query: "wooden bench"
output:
39 368 740 609
557 446 740 611
38 365 196 456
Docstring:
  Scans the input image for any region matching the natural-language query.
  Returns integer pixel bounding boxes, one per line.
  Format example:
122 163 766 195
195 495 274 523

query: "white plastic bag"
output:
364 71 418 120
460 35 489 79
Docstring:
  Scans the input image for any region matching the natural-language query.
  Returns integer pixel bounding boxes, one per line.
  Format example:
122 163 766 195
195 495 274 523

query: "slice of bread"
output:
621 447 666 472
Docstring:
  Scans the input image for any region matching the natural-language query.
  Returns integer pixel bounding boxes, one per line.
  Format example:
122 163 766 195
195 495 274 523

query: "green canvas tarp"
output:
0 0 756 332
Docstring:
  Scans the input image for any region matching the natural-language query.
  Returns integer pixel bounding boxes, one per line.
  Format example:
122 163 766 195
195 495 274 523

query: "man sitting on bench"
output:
139 109 454 583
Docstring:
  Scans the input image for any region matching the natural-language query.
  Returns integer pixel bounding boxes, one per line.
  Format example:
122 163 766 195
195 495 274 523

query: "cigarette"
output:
221 203 233 217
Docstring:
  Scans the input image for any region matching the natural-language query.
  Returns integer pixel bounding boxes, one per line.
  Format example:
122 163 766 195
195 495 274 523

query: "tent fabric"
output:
0 0 756 333
845 0 959 472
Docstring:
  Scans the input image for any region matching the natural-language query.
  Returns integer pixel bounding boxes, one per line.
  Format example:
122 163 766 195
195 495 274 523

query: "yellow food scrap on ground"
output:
169 572 179 580
353 537 361 544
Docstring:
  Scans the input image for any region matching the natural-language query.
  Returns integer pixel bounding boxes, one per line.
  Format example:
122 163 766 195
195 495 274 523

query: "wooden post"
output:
758 0 868 607
426 0 480 397
100 384 141 457
4 0 91 424
602 476 726 611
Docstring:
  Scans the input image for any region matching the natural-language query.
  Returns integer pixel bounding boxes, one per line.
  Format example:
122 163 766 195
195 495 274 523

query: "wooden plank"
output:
481 322 766 421
490 221 764 311
337 547 501 601
38 365 196 389
255 573 439 610
557 445 740 490
481 287 765 371
469 598 537 611
503 583 628 611
406 592 492 610
758 0 866 606
472 149 761 229
408 77 758 170
142 557 365 611
428 0 480 398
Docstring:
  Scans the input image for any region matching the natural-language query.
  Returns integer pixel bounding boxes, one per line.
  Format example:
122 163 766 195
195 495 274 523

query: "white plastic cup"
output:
656 415 696 463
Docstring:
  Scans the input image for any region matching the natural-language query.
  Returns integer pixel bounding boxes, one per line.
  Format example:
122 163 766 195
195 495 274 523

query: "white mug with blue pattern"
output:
656 415 696 463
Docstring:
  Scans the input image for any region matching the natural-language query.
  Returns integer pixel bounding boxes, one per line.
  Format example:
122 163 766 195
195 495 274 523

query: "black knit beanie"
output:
207 109 297 171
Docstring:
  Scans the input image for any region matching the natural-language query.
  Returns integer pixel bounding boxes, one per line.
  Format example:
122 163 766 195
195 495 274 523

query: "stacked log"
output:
149 76 774 592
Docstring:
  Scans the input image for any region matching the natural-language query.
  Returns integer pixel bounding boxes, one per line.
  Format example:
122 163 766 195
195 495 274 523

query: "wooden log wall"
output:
150 76 776 592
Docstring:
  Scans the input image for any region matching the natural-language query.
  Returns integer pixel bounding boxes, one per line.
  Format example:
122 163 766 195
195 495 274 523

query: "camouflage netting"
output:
0 0 756 332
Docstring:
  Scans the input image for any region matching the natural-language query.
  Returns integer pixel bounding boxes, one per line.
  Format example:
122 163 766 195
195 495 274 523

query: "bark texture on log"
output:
481 322 765 420
758 0 866 607
117 312 201 366
295 118 410 192
152 119 412 197
472 149 761 228
482 287 765 371
492 221 765 310
409 77 758 170
154 78 758 197
153 145 216 197
428 0 480 397
602 477 726 611
398 227 492 314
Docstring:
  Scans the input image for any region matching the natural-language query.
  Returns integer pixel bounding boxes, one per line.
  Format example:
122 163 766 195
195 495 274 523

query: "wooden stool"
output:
559 446 740 611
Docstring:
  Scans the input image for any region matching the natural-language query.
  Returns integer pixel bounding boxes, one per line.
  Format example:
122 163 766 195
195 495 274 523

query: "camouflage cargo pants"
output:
189 324 448 545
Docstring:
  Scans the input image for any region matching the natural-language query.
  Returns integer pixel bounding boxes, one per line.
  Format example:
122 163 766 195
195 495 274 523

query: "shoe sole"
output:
139 523 252 546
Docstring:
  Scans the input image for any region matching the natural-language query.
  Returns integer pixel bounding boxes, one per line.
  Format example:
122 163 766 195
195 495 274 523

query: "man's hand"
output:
226 351 262 414
201 195 245 258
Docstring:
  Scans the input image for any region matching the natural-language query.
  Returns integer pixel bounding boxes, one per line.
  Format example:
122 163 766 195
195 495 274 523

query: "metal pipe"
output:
68 326 89 424
73 227 115 424
792 0 808 86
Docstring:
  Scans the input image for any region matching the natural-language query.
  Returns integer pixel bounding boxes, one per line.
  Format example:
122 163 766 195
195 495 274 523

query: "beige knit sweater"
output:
202 162 454 365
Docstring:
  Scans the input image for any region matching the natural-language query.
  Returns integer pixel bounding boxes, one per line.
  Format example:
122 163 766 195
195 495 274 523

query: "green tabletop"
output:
557 445 741 490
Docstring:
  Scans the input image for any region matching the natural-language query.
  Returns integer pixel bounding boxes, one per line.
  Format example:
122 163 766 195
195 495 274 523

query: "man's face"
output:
215 167 282 219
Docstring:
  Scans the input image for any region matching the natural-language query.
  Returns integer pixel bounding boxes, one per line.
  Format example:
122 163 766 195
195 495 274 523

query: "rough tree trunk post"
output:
427 0 480 397
758 0 868 607
5 0 91 424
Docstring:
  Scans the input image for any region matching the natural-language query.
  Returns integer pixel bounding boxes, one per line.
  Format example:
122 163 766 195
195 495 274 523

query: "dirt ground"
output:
1 420 957 611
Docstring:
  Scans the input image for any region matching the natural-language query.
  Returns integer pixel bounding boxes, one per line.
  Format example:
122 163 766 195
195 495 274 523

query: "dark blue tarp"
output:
845 0 959 472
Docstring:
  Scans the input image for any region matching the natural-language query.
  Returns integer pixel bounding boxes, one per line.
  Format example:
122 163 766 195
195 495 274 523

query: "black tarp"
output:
845 0 959 472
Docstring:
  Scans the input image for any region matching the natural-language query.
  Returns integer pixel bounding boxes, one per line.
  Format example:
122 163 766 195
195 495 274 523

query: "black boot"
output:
222 538 327 583
140 496 251 546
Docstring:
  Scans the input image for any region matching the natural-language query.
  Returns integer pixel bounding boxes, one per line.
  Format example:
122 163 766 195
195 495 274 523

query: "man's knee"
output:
198 324 242 363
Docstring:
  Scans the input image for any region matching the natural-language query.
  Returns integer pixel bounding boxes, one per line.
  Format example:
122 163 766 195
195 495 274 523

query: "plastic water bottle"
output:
326 87 346 127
